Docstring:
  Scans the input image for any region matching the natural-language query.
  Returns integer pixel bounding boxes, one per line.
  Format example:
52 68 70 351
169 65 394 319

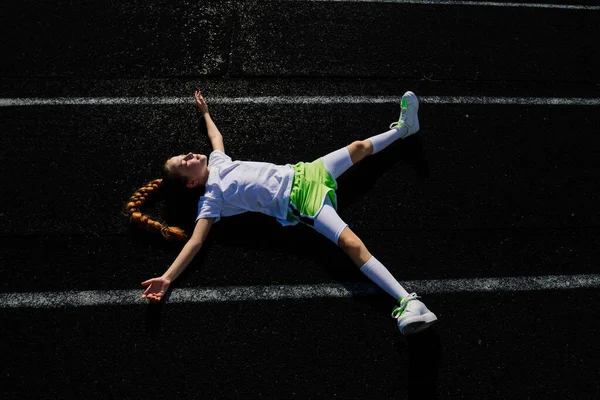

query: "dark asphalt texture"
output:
2 1 599 399
2 291 599 399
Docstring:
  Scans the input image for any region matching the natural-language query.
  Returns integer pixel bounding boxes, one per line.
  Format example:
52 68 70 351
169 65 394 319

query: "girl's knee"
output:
338 227 372 266
346 140 372 164
337 226 361 249
361 139 374 155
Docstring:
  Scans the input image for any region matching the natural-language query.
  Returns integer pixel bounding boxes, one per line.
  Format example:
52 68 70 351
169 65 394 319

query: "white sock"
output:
367 127 408 154
359 256 409 300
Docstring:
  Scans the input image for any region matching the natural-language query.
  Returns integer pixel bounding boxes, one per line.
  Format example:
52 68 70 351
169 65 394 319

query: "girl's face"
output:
167 152 208 187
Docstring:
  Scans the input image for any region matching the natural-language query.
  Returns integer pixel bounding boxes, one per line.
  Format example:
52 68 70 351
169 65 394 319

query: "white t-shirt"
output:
195 150 294 225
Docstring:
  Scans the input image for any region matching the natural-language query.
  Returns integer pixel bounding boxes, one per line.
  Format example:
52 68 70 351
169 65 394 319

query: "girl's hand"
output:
194 89 209 115
141 276 171 302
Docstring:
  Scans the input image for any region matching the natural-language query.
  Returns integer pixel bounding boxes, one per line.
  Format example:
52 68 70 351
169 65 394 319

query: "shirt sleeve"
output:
208 150 232 169
195 194 223 224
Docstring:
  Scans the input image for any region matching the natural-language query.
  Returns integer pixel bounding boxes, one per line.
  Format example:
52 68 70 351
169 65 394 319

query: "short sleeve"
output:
195 194 223 223
208 150 232 169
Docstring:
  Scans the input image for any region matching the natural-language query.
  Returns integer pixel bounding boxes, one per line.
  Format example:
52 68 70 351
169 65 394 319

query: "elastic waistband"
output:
289 162 305 195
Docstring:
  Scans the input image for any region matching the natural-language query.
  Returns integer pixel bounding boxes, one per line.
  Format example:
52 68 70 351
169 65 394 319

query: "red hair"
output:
125 178 189 241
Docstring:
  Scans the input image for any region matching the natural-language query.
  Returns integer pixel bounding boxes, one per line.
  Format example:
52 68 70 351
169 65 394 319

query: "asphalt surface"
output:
1 1 599 399
2 291 599 399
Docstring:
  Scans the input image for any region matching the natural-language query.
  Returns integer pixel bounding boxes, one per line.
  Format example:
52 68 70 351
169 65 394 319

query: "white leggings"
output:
312 147 355 245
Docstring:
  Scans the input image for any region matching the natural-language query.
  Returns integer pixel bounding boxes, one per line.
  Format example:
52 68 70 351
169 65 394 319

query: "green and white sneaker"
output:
389 91 420 138
391 292 437 335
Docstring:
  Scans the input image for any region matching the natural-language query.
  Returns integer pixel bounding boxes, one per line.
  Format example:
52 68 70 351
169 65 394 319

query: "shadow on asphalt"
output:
336 134 429 213
356 290 442 399
404 327 442 399
144 298 165 340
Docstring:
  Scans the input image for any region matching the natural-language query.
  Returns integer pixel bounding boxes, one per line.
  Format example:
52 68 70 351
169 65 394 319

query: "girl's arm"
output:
161 240 203 282
195 90 224 152
205 113 225 152
141 217 215 302
163 217 214 280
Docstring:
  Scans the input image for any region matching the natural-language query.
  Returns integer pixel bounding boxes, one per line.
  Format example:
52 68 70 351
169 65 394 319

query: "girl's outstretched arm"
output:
195 89 224 153
141 217 215 302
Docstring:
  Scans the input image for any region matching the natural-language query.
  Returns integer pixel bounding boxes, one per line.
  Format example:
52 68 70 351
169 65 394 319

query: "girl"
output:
127 89 437 335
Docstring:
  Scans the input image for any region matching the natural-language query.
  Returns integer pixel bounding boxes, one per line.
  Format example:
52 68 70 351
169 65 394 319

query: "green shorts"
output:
286 158 338 226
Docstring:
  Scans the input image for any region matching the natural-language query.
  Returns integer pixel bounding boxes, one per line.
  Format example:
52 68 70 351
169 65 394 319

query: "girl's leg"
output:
323 90 418 180
313 197 409 300
321 125 409 180
313 197 438 335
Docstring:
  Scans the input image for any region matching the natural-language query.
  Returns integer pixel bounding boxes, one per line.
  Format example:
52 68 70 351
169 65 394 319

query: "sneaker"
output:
389 91 420 138
391 292 437 335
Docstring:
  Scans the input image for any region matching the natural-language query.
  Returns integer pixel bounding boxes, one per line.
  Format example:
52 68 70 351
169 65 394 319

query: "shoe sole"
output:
402 91 420 138
398 311 437 335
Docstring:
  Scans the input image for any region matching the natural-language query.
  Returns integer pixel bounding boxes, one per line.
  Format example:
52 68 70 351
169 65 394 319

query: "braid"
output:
125 178 188 241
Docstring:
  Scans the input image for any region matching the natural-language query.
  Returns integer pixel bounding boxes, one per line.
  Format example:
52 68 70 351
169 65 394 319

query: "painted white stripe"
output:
1 274 598 309
1 95 600 107
284 0 600 11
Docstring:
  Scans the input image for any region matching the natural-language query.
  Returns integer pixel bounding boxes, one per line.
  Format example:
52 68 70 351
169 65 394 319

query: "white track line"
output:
1 95 600 107
1 274 598 309
284 0 600 11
